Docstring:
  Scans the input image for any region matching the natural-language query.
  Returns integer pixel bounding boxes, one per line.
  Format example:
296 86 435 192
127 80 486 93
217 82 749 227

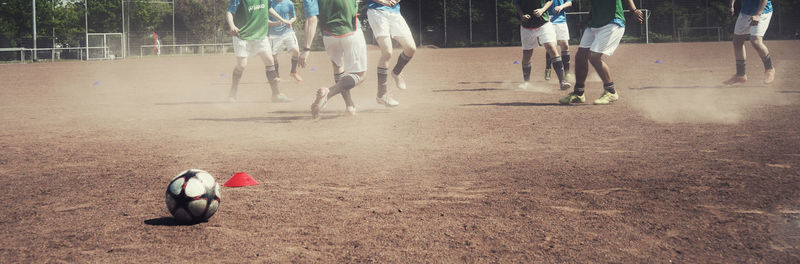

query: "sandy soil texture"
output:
0 41 798 263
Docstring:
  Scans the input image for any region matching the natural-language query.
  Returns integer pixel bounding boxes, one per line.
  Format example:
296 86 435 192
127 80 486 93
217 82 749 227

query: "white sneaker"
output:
346 106 356 116
518 82 530 90
376 93 400 107
227 96 237 103
311 87 329 119
391 72 407 90
559 81 572 90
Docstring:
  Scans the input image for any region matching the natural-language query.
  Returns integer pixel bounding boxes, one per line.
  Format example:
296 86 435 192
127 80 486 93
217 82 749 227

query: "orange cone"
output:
223 172 259 187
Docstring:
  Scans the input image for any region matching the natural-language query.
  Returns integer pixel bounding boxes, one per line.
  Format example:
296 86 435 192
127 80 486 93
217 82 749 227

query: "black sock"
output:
604 82 616 94
551 57 566 83
291 56 299 73
377 67 389 97
329 74 359 98
333 72 345 83
392 52 412 75
230 67 243 97
273 59 280 78
573 83 585 96
265 65 279 95
545 52 552 70
736 60 746 76
562 51 570 73
762 54 773 70
522 63 532 82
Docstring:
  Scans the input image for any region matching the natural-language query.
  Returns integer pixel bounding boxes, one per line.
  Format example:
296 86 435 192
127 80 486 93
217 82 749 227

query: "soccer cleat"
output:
271 93 293 103
559 81 572 91
391 72 407 90
290 72 304 82
544 68 551 81
558 92 586 104
723 75 747 85
593 90 619 105
346 105 357 117
311 87 329 119
228 96 237 103
518 82 530 90
274 77 282 83
764 68 775 84
376 93 400 107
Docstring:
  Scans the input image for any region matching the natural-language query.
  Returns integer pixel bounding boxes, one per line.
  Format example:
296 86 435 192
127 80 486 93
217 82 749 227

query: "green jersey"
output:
318 0 359 36
588 0 625 28
228 0 271 40
515 0 550 29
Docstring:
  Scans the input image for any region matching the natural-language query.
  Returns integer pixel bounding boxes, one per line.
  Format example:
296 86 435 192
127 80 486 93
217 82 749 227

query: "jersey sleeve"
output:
303 0 319 18
227 0 240 14
290 2 296 18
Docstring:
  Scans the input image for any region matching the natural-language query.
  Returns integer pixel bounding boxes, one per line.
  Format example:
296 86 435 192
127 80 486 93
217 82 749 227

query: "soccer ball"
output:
165 169 221 223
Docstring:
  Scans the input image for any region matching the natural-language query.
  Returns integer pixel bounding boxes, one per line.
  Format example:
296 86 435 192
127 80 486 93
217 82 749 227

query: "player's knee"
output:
404 45 416 57
380 49 393 61
588 52 603 63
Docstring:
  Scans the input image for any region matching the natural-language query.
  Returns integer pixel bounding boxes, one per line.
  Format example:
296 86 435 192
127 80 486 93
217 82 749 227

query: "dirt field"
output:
1 41 798 263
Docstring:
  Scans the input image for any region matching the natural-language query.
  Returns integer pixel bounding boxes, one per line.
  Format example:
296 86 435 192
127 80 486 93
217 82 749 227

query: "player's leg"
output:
256 39 292 103
519 26 537 89
585 23 624 105
558 40 570 75
288 33 303 82
269 36 282 82
545 52 552 81
560 28 592 104
749 12 775 84
540 23 570 90
313 30 367 118
332 61 355 110
375 36 398 107
229 36 249 102
388 11 415 90
725 14 752 85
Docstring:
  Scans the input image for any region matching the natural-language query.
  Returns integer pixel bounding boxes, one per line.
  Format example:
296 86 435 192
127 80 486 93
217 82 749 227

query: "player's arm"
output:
553 0 572 13
624 0 643 23
299 15 317 67
374 0 398 7
225 0 240 36
729 0 736 16
534 1 552 17
287 5 297 24
515 2 530 22
269 8 291 24
751 0 768 24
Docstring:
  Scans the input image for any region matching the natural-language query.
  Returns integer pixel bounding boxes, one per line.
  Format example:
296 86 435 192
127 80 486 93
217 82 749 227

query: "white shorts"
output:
553 22 570 41
521 23 556 50
734 12 773 37
578 23 625 56
269 32 299 55
232 36 271 58
323 28 368 73
367 9 413 39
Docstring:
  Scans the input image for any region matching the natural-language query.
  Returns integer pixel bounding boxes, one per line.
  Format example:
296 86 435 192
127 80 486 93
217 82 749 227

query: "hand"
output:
729 7 735 16
521 14 531 22
299 50 310 68
383 0 397 7
533 8 544 17
230 26 240 36
554 6 563 13
750 15 760 26
632 9 643 24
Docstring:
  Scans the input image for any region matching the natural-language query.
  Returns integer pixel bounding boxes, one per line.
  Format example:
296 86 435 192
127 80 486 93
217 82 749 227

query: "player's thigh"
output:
520 26 537 50
323 36 345 68
367 9 392 39
269 35 284 55
535 23 557 47
286 33 300 52
589 24 624 56
251 37 272 58
750 12 773 37
341 29 368 73
388 13 414 40
734 14 753 36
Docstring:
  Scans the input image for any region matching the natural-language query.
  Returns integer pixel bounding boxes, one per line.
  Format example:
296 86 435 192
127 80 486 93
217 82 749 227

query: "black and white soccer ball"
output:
165 169 221 223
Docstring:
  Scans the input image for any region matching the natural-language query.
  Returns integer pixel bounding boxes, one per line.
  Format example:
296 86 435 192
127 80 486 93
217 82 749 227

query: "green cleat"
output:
593 90 619 105
544 68 552 81
559 92 586 104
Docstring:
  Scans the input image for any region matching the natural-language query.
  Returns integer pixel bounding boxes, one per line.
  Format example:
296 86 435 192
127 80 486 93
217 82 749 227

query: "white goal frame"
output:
87 33 125 60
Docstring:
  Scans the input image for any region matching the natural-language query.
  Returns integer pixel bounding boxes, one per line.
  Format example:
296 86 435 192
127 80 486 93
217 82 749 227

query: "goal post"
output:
87 33 125 60
677 27 722 42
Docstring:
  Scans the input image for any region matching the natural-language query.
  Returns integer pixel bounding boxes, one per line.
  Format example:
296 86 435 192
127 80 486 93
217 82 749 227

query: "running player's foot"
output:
518 82 530 90
558 92 586 105
346 105 357 117
559 81 572 91
566 72 575 83
764 68 775 84
228 96 237 103
544 68 552 81
311 87 329 119
271 93 293 103
376 93 400 107
723 75 747 85
290 72 304 82
593 90 619 105
275 77 282 83
391 72 407 90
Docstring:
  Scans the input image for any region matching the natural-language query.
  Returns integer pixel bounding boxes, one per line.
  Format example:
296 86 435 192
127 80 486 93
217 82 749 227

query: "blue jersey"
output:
303 0 319 18
741 0 772 16
269 0 295 35
548 0 570 24
366 0 400 13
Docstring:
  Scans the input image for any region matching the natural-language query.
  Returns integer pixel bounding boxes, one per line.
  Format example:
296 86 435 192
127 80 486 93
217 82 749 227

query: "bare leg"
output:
574 47 590 88
724 34 749 85
588 51 612 85
750 36 775 84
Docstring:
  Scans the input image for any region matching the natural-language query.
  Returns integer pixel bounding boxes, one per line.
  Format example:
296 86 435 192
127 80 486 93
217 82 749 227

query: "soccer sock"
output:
573 83 585 96
562 51 571 73
377 67 389 98
392 52 412 75
328 74 359 98
762 54 773 70
291 56 299 73
229 67 243 97
736 60 746 76
273 59 280 78
545 52 552 70
604 82 616 94
551 57 566 83
522 63 532 82
265 65 280 95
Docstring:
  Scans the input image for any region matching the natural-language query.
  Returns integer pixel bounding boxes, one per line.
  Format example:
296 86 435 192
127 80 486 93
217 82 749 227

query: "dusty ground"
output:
0 41 798 263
